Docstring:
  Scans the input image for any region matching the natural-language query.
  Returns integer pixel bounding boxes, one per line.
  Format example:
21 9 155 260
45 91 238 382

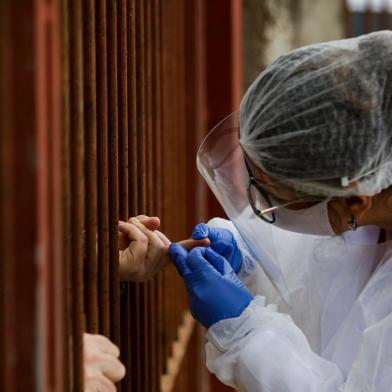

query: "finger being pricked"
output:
177 237 211 251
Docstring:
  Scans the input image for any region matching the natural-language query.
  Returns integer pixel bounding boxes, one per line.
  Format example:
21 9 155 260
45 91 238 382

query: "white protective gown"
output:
204 217 392 392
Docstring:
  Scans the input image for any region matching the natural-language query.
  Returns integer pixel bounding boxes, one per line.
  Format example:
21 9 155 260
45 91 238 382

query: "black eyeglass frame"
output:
245 159 276 223
244 158 327 224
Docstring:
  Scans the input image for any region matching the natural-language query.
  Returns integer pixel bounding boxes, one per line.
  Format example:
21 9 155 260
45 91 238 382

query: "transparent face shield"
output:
196 112 388 310
197 112 292 304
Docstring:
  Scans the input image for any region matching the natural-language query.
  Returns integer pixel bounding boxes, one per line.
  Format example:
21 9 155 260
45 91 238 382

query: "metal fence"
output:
344 0 392 36
0 1 242 391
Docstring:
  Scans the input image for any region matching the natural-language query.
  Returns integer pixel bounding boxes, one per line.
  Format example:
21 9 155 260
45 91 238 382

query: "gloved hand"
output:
191 223 243 273
169 245 253 328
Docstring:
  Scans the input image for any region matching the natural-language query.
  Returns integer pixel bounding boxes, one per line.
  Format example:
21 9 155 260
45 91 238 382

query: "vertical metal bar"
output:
5 2 39 389
107 0 121 356
62 0 72 388
69 0 85 389
118 0 131 390
144 0 156 390
127 0 141 388
364 8 373 33
380 8 390 29
118 0 129 222
127 1 138 215
152 0 165 380
49 2 66 388
96 0 111 337
342 0 352 38
0 3 14 390
135 1 150 391
184 0 207 230
161 0 173 370
36 1 65 390
83 0 99 334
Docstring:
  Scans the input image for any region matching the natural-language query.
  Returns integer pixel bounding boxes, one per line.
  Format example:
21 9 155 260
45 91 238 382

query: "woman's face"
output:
248 158 392 235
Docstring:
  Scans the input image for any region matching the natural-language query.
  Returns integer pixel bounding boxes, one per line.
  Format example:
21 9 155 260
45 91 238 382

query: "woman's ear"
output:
344 196 373 224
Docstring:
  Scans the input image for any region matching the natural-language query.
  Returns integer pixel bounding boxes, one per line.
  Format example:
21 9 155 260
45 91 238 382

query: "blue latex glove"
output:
191 223 243 274
169 245 253 328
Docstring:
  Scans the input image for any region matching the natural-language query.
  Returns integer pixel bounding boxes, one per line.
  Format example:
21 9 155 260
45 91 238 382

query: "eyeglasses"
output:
244 159 326 223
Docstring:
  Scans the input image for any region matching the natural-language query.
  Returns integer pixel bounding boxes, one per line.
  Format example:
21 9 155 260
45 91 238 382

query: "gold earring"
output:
347 215 358 231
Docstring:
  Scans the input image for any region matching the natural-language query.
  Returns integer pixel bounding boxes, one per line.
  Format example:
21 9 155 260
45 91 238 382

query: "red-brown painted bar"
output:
144 0 157 390
118 0 129 222
151 0 165 379
0 3 10 388
68 0 85 389
380 8 390 29
117 0 131 390
107 0 121 356
35 1 65 390
62 1 73 390
135 1 150 390
364 7 373 33
83 0 99 334
96 0 111 337
1 2 42 389
126 0 142 388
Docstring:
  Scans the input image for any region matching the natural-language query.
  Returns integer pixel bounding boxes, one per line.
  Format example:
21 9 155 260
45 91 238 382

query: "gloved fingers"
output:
191 223 209 240
205 248 245 287
169 243 192 276
191 223 234 244
195 246 224 274
211 240 234 260
187 247 217 273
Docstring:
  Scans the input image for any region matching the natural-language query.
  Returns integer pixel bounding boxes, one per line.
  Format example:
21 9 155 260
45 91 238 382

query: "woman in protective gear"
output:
121 31 392 391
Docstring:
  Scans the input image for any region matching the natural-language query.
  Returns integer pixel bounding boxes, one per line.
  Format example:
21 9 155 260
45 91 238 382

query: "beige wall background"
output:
243 0 345 90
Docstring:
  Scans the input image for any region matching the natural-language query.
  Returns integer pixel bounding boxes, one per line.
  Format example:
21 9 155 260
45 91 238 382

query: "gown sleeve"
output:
205 296 344 392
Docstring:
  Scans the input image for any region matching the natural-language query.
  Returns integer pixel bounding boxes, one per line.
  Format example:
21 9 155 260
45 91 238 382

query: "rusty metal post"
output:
83 0 99 334
107 0 121 356
117 0 131 389
96 0 111 337
68 0 86 389
0 2 38 390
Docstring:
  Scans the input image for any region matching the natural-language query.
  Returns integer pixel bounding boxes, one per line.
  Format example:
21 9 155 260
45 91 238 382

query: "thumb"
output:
187 247 217 273
211 240 233 260
169 243 191 276
205 248 244 288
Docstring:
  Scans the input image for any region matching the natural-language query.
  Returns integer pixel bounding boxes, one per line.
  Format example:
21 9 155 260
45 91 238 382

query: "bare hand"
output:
84 333 126 392
118 215 210 281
